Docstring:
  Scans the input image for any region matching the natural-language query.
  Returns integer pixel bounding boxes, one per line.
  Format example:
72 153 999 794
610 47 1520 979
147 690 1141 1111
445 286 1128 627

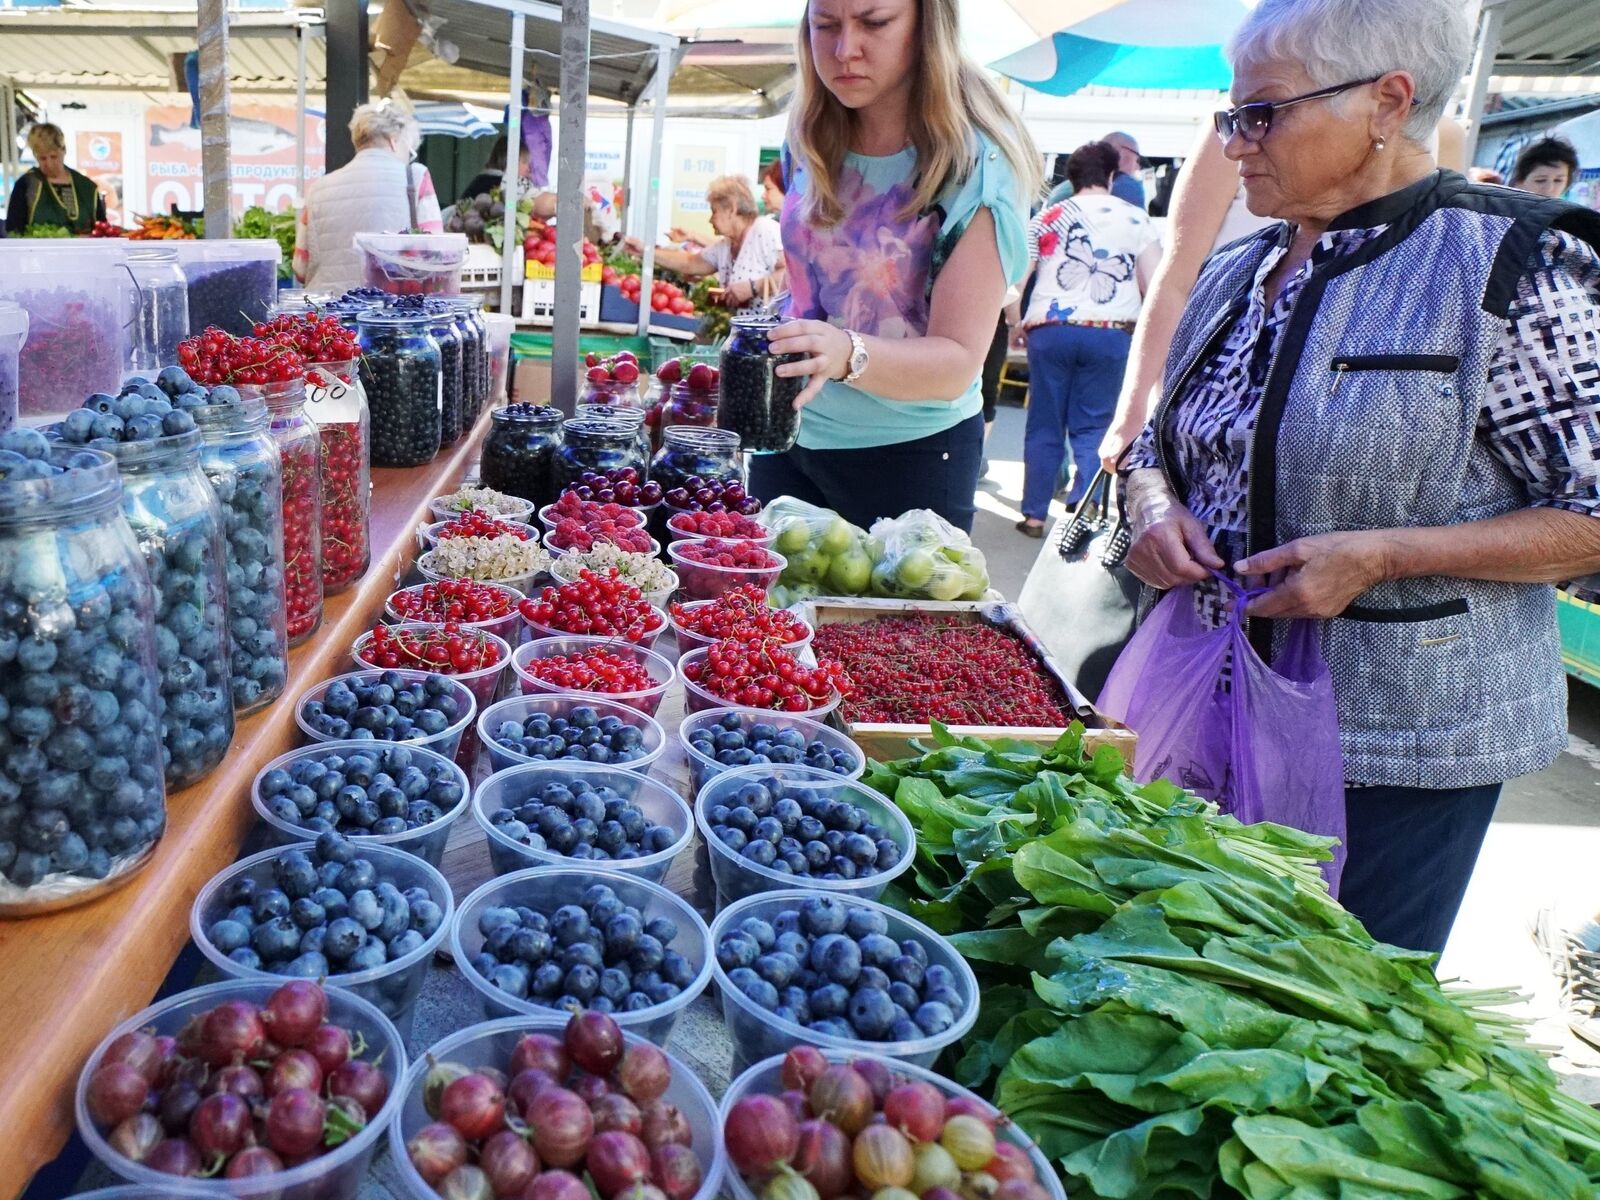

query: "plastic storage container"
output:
480 403 564 507
388 1016 727 1200
423 300 465 447
192 396 290 714
306 360 371 594
0 239 128 421
695 764 914 905
677 708 863 793
247 379 324 645
418 516 540 553
430 488 536 524
512 635 675 716
650 426 743 497
718 311 803 453
171 238 280 336
357 309 442 468
98 430 235 790
191 842 453 1038
449 866 712 1041
708 890 979 1073
416 544 551 599
676 646 841 720
475 693 667 776
520 601 667 652
355 231 469 295
77 979 406 1200
250 739 470 867
472 760 691 881
554 418 647 492
550 551 678 610
667 598 810 659
720 1051 1066 1200
0 302 26 438
125 246 189 376
296 668 478 764
484 312 516 407
0 443 166 915
666 539 786 602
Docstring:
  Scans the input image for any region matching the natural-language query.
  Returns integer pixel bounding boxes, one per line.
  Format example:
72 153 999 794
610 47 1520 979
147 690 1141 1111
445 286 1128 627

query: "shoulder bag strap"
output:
1055 469 1112 560
404 162 420 233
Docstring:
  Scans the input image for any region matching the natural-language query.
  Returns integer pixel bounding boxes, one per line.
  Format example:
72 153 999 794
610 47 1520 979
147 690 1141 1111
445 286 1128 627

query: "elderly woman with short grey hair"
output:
1120 0 1600 955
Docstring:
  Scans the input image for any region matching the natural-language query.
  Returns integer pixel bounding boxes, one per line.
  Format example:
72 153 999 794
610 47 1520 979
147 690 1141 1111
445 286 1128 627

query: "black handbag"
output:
1016 468 1143 702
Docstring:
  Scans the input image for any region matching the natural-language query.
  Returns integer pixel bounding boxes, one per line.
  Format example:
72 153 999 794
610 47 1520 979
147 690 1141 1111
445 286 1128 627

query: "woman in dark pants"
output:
748 0 1039 534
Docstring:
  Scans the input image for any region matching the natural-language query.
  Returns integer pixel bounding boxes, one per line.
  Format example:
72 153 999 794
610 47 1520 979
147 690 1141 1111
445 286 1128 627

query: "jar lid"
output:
663 425 740 449
93 428 204 472
128 246 180 263
731 311 781 329
577 404 645 425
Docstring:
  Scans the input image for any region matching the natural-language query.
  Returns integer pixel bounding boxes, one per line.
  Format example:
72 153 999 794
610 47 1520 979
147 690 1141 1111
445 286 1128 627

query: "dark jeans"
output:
979 316 1009 424
1339 782 1502 956
748 413 985 534
1022 323 1131 517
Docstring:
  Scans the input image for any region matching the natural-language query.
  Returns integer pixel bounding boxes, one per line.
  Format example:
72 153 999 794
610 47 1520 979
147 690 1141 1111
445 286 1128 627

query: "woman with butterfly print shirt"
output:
1011 141 1161 536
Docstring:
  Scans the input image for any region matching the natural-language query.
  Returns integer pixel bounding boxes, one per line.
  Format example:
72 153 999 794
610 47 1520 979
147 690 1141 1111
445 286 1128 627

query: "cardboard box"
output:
511 356 552 406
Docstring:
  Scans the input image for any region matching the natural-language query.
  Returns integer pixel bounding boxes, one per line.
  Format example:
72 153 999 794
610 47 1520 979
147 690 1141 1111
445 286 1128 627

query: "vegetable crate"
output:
795 597 1137 768
460 243 520 291
521 261 602 325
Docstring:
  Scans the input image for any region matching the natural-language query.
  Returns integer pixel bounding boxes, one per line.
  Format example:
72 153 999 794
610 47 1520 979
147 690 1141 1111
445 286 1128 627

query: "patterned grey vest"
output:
1156 171 1600 788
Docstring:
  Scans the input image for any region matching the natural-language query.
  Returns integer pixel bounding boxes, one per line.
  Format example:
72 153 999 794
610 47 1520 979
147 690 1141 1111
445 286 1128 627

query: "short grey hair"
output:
1226 0 1471 142
349 100 419 153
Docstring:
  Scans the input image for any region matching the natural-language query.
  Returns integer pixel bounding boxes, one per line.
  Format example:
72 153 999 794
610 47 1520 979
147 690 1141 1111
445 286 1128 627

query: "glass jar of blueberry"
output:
576 403 651 467
481 404 564 508
718 312 804 453
246 379 324 647
423 300 465 448
650 426 743 497
554 418 647 494
0 434 168 915
192 395 290 715
356 309 442 468
305 359 371 595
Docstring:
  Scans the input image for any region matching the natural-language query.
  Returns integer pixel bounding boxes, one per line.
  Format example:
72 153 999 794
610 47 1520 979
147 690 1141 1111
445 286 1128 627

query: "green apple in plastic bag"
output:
892 549 935 592
774 520 812 557
827 548 873 594
819 517 856 557
785 546 830 584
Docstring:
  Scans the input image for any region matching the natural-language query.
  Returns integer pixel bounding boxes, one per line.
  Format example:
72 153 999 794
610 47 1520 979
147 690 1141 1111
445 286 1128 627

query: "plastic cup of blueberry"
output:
707 890 979 1074
295 668 478 766
190 834 455 1041
677 707 864 793
694 764 913 906
475 693 667 776
449 866 713 1045
251 740 471 869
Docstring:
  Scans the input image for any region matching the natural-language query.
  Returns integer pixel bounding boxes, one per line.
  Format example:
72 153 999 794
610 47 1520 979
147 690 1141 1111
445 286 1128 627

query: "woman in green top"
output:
751 0 1040 534
5 123 106 237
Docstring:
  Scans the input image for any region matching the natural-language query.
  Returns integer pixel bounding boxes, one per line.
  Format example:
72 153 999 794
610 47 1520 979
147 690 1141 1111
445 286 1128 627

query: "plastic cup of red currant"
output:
352 622 513 714
511 635 676 717
675 645 844 720
384 579 526 648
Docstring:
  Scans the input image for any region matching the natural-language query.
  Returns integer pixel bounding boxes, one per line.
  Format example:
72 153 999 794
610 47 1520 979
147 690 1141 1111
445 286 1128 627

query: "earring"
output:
1374 137 1386 151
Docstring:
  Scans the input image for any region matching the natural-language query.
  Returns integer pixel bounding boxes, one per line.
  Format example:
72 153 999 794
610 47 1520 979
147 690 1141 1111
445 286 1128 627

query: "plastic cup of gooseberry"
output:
668 600 813 659
472 759 691 883
666 540 786 603
388 1014 727 1200
707 889 978 1075
665 511 779 551
250 739 471 869
416 547 554 599
475 693 668 777
430 491 536 523
511 635 676 716
384 580 525 646
695 763 913 906
551 555 679 611
295 668 478 764
675 645 842 720
521 601 668 651
719 1049 1064 1200
78 979 406 1200
351 622 513 715
677 707 864 794
417 516 541 555
448 866 713 1043
537 500 647 538
190 842 453 1042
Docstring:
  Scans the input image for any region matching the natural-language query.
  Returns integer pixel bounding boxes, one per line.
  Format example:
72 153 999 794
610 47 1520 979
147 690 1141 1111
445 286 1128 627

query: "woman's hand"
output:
1236 532 1394 618
622 235 645 257
770 319 852 409
1124 470 1223 588
1098 419 1145 473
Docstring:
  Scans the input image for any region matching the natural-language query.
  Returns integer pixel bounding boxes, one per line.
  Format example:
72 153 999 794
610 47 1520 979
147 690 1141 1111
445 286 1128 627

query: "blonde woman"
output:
6 123 105 236
625 176 784 308
293 101 443 292
751 0 1041 533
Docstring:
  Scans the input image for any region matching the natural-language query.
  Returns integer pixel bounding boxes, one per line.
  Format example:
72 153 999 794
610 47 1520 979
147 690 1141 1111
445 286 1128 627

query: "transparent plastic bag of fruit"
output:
756 496 874 595
867 509 990 601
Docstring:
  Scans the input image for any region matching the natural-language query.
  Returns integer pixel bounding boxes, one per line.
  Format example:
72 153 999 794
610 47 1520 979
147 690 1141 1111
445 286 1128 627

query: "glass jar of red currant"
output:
306 359 371 595
242 378 324 646
576 403 651 467
554 418 647 493
481 403 564 508
660 380 720 434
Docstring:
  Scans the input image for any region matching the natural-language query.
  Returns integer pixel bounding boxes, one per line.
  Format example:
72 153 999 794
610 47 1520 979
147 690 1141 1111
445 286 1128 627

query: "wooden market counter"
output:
0 413 492 1200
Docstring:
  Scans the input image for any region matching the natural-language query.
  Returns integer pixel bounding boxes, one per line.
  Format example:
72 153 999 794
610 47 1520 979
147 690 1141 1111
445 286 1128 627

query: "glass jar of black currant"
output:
481 403 564 508
661 381 720 434
449 302 488 429
0 440 167 915
554 418 647 492
718 312 804 453
577 403 651 467
356 309 442 468
192 395 289 715
423 301 465 448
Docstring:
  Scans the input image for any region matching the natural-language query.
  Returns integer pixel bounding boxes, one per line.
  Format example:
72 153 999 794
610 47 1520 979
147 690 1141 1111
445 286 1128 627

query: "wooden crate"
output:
796 597 1138 768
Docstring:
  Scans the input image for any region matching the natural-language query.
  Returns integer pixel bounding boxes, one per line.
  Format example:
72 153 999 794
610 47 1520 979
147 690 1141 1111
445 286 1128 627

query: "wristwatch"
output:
840 329 869 385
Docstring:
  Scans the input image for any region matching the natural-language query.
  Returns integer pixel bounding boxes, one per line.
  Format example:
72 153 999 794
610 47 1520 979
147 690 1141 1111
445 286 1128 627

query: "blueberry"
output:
550 904 590 946
717 930 761 972
848 986 896 1039
858 933 899 968
252 916 303 962
755 952 799 988
915 1000 956 1036
808 981 850 1019
809 1017 855 1039
799 896 847 936
490 963 531 998
630 933 665 973
208 918 250 953
846 908 889 939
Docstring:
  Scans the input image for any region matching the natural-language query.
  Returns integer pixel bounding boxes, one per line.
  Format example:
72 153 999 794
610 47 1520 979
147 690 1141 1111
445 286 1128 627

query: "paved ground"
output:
974 400 1600 1092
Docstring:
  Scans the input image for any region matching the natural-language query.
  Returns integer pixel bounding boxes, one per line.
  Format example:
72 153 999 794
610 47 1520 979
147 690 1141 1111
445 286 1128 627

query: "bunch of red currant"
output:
388 579 520 625
357 622 503 673
519 568 664 640
521 648 658 694
436 510 533 542
682 637 849 712
177 328 307 387
254 313 361 368
670 584 810 645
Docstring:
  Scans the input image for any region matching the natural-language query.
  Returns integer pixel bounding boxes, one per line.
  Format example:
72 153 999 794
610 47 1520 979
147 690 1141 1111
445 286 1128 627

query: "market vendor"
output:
624 176 785 309
749 0 1040 534
4 123 106 237
1120 0 1600 955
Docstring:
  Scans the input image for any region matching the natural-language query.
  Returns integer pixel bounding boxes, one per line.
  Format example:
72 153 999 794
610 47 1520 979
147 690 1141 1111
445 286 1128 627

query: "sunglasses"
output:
1213 76 1382 143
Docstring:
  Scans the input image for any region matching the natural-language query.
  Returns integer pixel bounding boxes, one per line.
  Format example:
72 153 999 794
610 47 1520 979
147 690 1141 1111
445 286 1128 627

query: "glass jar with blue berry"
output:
553 418 647 493
718 312 804 453
423 301 465 448
192 395 289 716
576 403 651 467
356 310 442 468
481 404 563 508
649 426 743 496
449 301 488 428
0 434 168 915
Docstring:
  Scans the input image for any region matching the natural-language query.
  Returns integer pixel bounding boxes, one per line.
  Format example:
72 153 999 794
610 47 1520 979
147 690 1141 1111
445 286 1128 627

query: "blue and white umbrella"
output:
411 101 500 139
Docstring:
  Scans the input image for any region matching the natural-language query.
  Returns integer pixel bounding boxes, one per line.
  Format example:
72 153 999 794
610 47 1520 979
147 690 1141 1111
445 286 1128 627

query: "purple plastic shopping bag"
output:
1097 575 1347 891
